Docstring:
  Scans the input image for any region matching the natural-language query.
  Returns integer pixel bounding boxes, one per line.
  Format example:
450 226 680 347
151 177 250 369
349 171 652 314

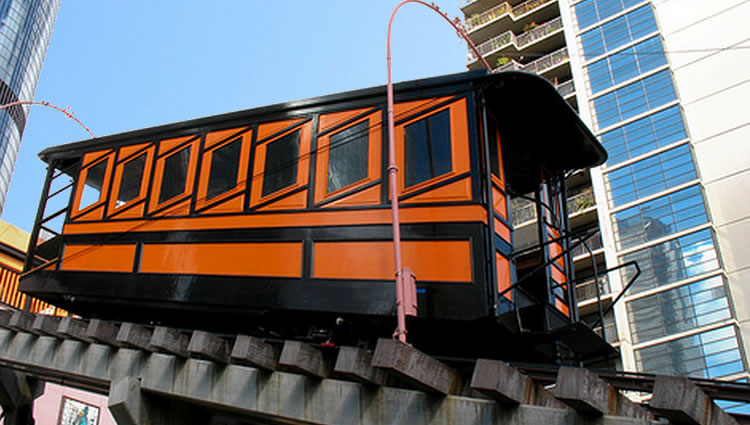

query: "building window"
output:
587 36 667 94
606 143 697 207
601 106 687 166
627 275 732 344
593 69 677 129
404 108 452 188
327 120 368 193
575 0 645 31
79 158 109 210
620 229 720 295
116 153 147 206
158 146 192 204
580 5 657 58
262 130 300 197
634 326 745 379
612 185 708 250
207 138 242 200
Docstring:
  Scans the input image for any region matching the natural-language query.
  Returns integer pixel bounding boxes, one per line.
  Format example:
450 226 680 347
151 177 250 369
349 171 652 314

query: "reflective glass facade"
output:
0 0 59 215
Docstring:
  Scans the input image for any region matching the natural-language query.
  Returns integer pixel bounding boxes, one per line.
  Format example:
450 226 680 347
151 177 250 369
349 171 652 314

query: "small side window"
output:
404 108 452 188
207 138 242 199
116 153 147 206
328 120 368 193
79 159 109 210
158 146 192 204
262 130 299 197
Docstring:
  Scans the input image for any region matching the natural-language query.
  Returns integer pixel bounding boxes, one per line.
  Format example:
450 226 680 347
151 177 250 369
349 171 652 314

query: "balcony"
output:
570 230 602 258
567 187 594 215
575 275 611 303
510 186 593 228
467 16 563 64
492 46 569 79
555 79 575 98
466 0 557 33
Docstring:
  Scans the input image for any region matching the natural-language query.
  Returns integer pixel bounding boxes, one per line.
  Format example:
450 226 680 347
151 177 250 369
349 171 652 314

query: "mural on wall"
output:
58 397 99 425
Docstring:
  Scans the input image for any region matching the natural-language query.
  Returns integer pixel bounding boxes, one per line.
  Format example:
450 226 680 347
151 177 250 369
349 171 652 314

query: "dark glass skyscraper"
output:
0 0 59 215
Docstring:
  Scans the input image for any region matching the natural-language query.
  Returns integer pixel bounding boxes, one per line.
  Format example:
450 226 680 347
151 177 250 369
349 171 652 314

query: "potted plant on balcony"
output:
496 56 511 67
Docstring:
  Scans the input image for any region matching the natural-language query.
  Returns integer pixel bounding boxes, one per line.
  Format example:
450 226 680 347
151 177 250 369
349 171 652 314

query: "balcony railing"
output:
555 79 575 97
468 16 563 63
511 188 592 227
570 231 602 258
567 188 594 214
521 46 569 74
575 275 611 303
466 0 555 31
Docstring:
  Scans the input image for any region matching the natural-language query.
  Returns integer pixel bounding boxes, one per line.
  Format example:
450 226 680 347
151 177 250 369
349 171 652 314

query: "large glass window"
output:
575 0 645 30
587 36 666 94
404 108 452 188
620 229 720 294
580 5 657 58
612 185 707 250
593 70 676 129
635 326 745 379
158 146 192 204
207 138 242 200
627 275 732 344
79 159 108 210
328 120 369 193
606 143 697 207
116 153 146 206
601 106 687 166
262 130 300 197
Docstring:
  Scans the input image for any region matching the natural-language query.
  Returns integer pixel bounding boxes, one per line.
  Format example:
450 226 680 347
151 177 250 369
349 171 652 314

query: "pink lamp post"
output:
0 100 94 137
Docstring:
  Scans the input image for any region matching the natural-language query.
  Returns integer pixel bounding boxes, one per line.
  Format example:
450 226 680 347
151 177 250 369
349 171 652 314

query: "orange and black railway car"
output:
21 71 607 361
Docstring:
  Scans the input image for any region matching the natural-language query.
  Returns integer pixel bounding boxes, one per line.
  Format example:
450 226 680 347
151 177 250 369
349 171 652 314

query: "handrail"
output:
468 16 563 62
466 0 556 31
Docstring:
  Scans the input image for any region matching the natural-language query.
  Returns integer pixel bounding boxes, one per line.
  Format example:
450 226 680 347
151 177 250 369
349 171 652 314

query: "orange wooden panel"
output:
257 118 305 142
256 190 307 211
548 239 565 268
158 135 196 155
75 205 105 222
550 264 566 284
118 143 150 161
81 150 113 168
64 205 488 235
204 127 250 149
201 196 244 214
492 187 507 220
313 240 472 282
494 218 511 241
393 96 453 122
318 108 372 133
314 111 382 204
490 114 506 188
555 297 570 317
151 198 191 217
396 99 471 196
140 242 302 277
320 185 380 208
61 244 136 273
496 252 511 300
110 202 146 219
400 177 472 205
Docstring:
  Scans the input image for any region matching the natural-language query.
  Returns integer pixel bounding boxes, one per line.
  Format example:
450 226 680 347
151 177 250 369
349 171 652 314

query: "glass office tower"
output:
463 0 750 400
0 0 59 215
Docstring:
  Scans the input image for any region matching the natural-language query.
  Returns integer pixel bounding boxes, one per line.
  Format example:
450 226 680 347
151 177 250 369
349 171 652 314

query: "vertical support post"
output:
480 100 500 312
24 161 57 274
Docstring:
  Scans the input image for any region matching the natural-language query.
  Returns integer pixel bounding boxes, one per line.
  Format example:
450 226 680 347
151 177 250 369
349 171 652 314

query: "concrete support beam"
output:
86 319 121 346
554 367 650 420
32 314 62 336
58 316 93 342
150 326 188 357
334 346 386 386
117 322 154 351
230 334 278 371
187 331 229 363
278 340 328 378
471 359 565 408
372 338 462 395
650 376 738 425
0 368 33 425
0 308 11 327
8 311 35 333
109 376 150 425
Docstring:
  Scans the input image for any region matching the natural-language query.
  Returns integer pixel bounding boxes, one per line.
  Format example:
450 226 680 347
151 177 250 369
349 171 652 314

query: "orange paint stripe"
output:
63 205 489 235
61 244 137 273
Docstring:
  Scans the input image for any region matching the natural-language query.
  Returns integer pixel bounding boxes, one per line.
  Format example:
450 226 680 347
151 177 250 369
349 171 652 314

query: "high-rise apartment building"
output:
462 0 750 395
0 0 59 215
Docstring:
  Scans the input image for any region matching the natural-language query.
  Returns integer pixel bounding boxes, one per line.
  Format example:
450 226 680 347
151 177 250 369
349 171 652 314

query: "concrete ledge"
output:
555 367 650 419
187 331 229 363
334 346 386 386
31 315 62 337
0 309 12 328
372 338 461 395
150 327 188 357
471 359 565 408
57 317 93 342
650 375 738 425
230 335 278 371
108 376 147 425
8 311 35 334
116 323 153 351
278 341 328 379
86 319 121 346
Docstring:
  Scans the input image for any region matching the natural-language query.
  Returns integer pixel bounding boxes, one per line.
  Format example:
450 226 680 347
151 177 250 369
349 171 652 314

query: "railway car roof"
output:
38 70 605 193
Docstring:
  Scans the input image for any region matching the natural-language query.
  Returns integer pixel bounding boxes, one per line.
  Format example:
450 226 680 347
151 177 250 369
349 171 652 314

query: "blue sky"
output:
3 1 468 232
